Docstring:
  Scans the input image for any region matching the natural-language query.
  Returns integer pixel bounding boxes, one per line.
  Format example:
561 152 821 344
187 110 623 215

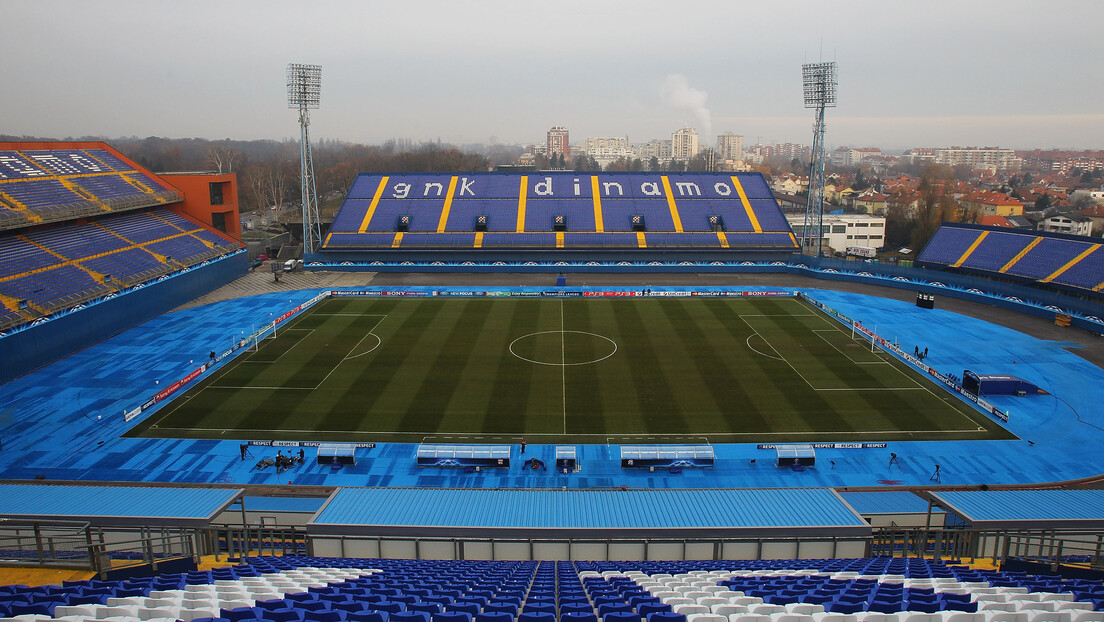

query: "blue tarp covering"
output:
932 490 1104 528
840 491 938 515
309 487 869 537
0 484 242 525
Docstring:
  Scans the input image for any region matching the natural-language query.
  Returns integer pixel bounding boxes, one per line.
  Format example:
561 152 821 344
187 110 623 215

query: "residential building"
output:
717 133 744 161
831 147 883 167
671 128 700 161
958 191 1025 217
771 174 809 195
584 136 634 166
1039 212 1093 236
634 139 672 161
546 126 570 159
849 188 889 215
933 147 1022 171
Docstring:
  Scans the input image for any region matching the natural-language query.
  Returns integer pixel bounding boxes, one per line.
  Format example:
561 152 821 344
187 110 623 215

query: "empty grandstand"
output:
319 173 798 262
0 141 245 382
916 223 1104 299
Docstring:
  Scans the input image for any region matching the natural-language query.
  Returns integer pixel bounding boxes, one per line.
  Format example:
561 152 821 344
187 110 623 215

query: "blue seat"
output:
447 603 480 616
561 613 598 622
475 613 513 622
222 607 261 622
408 604 441 616
483 604 518 617
518 613 556 622
297 602 330 613
262 609 304 622
867 601 903 614
645 613 686 622
524 604 557 615
597 604 631 618
389 612 430 622
635 604 669 617
333 603 369 614
371 603 406 615
348 612 388 622
603 612 640 622
433 613 472 622
303 610 345 622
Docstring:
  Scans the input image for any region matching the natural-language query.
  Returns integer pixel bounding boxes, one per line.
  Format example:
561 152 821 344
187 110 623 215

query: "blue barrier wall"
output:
0 253 246 384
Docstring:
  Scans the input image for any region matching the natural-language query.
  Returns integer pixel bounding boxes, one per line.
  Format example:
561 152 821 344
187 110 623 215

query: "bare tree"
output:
206 142 243 173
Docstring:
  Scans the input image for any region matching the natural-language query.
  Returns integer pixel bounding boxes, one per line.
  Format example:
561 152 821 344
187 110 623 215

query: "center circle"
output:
509 330 618 366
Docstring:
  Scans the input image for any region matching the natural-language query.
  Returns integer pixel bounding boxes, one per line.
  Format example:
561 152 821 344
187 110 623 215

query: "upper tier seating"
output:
0 147 179 230
323 173 797 251
1 556 1101 622
918 224 1104 294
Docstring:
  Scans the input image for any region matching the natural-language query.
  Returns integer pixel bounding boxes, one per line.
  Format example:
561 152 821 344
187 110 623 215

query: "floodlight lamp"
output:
287 63 322 109
801 62 837 108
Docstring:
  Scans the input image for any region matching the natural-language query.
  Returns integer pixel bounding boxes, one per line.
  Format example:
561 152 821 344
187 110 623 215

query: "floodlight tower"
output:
800 61 837 257
287 63 323 254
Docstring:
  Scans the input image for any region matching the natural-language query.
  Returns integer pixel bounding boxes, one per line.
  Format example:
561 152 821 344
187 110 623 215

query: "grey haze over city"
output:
4 0 1103 151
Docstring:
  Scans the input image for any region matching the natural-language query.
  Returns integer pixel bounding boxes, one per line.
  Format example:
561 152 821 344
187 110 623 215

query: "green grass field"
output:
127 296 1014 443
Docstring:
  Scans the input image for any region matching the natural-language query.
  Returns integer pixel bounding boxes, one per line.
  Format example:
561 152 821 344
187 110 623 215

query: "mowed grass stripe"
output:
562 300 606 435
609 300 688 435
483 300 544 433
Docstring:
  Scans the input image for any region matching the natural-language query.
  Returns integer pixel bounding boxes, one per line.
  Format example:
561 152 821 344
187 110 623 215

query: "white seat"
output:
53 606 101 619
976 596 1011 604
985 614 1031 622
857 614 902 622
704 587 735 594
183 585 216 594
1071 613 1104 622
700 599 732 608
665 598 696 607
787 605 826 615
749 605 786 615
812 615 859 622
217 600 253 611
105 599 147 609
714 606 750 616
1017 604 1059 612
1038 595 1074 603
1056 604 1093 612
97 607 139 620
143 599 181 608
900 614 943 622
1027 613 1072 622
675 605 712 616
731 616 773 622
980 604 1018 612
731 598 765 606
941 614 986 622
137 608 179 622
687 615 729 622
177 608 219 622
770 614 816 622
653 591 681 599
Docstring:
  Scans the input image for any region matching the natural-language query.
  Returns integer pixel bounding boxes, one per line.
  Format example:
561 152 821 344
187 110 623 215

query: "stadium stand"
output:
917 223 1104 296
0 146 180 230
3 555 1104 622
0 207 239 322
320 173 798 255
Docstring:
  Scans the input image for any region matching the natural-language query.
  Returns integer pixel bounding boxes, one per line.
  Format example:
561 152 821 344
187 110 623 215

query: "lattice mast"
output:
287 63 322 254
800 62 837 256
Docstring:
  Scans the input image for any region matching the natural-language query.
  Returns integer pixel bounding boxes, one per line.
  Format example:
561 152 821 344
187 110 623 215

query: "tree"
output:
911 164 958 251
1035 193 1053 211
206 142 243 173
648 156 660 172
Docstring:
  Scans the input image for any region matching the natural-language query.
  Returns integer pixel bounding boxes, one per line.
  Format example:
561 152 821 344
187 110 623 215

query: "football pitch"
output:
127 295 1014 443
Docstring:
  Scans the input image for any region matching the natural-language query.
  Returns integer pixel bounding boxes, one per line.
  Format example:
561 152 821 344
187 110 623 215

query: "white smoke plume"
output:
660 74 712 139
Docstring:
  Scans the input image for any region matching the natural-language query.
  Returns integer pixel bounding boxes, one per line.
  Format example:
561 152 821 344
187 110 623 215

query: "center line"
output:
561 298 567 434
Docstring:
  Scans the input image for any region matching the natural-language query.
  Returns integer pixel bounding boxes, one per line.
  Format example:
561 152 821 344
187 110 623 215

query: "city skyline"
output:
3 0 1103 151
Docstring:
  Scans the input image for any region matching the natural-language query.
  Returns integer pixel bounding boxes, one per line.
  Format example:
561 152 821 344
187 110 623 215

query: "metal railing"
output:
0 520 200 576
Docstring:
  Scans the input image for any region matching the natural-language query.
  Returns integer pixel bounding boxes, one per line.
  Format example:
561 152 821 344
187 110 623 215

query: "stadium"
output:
3 140 1104 622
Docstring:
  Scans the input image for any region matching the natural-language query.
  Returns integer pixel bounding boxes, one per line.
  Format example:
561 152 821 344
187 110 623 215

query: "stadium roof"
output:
0 484 243 526
308 487 870 538
840 491 943 515
928 490 1104 529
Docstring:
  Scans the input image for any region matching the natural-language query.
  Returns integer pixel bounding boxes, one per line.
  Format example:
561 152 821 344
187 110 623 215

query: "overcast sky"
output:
4 0 1103 152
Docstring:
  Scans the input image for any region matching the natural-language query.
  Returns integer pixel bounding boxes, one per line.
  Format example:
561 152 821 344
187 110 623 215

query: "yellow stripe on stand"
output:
636 232 647 248
951 231 989 267
1000 237 1043 273
731 176 762 233
716 231 730 248
474 231 484 248
788 232 798 247
357 176 389 233
391 232 404 248
516 176 528 232
556 232 564 248
324 231 333 246
436 176 459 233
660 176 684 233
1043 243 1101 283
590 176 605 232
